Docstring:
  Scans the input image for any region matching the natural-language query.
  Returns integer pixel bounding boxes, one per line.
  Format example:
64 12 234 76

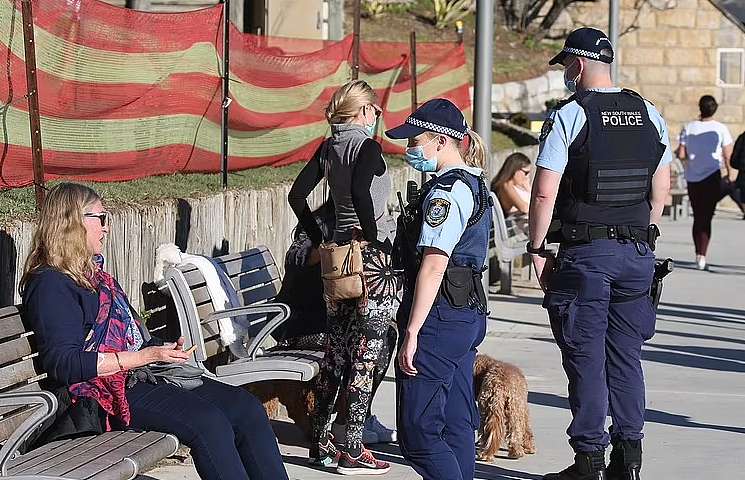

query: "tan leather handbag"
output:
319 240 366 301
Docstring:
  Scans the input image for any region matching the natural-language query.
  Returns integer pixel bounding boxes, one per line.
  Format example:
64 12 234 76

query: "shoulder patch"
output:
425 198 451 227
539 118 555 142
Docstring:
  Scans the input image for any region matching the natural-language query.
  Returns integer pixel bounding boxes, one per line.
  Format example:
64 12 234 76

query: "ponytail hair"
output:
463 129 488 178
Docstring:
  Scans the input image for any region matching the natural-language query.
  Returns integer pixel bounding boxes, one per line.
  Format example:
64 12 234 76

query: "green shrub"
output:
433 0 472 29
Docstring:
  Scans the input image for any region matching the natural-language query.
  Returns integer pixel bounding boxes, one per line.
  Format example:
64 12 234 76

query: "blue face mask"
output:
365 123 376 136
564 60 580 93
405 137 438 172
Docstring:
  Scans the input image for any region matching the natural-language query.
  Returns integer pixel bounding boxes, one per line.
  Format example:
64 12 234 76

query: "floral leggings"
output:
311 244 401 451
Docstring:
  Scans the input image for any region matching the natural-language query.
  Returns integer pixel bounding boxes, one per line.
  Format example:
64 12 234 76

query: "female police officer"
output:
385 98 492 480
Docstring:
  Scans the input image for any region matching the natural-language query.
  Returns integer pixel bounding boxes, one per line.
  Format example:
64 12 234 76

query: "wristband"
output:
526 241 546 255
114 352 125 371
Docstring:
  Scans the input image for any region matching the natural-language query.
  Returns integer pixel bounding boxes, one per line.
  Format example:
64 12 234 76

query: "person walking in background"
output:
490 152 533 234
675 95 735 270
288 80 400 475
21 183 289 480
529 28 671 480
385 98 492 480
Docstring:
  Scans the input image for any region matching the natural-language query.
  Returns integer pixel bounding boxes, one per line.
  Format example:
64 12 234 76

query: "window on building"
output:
717 48 745 87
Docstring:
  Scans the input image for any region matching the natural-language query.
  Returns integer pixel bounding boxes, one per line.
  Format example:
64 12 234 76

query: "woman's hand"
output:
144 337 190 364
531 253 556 292
398 332 418 377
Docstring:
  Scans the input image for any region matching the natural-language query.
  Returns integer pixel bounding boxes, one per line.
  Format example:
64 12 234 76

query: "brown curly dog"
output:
245 379 317 439
474 353 536 461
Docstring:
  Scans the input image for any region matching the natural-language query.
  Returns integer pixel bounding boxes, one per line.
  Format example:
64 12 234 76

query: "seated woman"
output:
20 183 289 480
490 152 533 236
273 199 397 445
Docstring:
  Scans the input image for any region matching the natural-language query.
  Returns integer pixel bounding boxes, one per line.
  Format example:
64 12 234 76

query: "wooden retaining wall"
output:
0 147 538 310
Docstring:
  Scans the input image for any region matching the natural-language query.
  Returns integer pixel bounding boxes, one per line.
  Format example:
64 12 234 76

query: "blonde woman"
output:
21 183 288 480
385 98 492 480
288 80 400 474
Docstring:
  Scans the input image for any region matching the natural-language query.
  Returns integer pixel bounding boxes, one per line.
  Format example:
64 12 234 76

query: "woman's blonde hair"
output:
325 80 378 125
463 129 488 177
20 183 101 293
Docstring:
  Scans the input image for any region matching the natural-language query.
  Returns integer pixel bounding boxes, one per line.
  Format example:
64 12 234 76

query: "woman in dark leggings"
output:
675 95 735 270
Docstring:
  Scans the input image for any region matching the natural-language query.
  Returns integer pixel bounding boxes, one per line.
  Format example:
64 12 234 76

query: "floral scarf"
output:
68 256 140 428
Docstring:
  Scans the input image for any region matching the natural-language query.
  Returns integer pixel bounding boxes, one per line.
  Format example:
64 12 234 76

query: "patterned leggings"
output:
311 245 401 451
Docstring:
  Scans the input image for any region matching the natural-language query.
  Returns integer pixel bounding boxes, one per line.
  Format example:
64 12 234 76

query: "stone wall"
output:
479 70 568 114
567 0 745 140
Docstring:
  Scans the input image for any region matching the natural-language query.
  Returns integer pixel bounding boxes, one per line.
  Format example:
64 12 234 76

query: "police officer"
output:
385 98 492 480
529 28 672 480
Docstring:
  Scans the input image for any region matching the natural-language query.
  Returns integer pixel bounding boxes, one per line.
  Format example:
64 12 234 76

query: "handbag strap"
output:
321 140 330 243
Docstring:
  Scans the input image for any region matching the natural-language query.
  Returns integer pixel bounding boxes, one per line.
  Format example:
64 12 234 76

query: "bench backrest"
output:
168 246 282 362
0 306 46 444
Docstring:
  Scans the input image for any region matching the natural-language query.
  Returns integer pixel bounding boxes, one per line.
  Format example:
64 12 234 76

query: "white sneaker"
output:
364 415 397 443
330 421 379 445
695 255 708 271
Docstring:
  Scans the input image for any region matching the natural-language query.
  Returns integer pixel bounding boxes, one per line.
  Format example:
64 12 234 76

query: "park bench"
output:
163 246 322 386
488 191 531 295
0 306 179 480
669 156 690 221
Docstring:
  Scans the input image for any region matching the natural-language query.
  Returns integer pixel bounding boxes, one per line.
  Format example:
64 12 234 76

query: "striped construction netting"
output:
0 0 470 187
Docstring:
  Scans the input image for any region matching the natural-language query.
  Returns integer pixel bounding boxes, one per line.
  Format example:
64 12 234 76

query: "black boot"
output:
542 451 607 480
607 440 642 480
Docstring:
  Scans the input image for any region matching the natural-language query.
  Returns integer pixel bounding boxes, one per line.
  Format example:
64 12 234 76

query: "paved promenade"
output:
143 208 745 480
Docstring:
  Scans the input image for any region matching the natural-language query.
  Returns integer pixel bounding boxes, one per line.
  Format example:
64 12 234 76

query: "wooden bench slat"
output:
0 310 28 342
239 282 281 306
0 408 35 445
7 435 94 471
38 431 154 476
0 336 33 366
18 431 131 475
0 383 41 417
0 358 43 391
189 265 281 306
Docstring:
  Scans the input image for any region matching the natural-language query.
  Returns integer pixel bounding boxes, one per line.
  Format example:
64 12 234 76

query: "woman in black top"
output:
289 80 400 475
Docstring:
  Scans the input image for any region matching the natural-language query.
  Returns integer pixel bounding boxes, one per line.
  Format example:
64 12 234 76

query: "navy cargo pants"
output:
543 239 656 453
395 294 486 480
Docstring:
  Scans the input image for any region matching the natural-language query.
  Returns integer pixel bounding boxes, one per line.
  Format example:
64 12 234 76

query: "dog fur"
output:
474 354 536 461
245 379 317 440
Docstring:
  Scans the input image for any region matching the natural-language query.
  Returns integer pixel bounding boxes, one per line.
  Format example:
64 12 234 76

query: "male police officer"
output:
528 28 672 480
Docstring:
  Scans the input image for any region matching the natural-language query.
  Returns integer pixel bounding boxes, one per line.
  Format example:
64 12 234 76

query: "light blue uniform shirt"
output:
536 87 673 174
418 165 483 257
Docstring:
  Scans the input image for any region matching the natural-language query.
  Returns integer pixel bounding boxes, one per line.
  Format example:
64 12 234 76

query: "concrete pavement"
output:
142 208 745 480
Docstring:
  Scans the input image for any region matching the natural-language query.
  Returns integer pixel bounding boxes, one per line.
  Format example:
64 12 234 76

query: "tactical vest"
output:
551 89 666 233
393 168 492 310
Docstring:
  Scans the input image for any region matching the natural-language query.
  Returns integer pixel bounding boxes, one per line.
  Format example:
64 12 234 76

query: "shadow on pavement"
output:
489 294 544 306
529 392 745 435
661 302 745 320
673 260 745 275
642 346 745 373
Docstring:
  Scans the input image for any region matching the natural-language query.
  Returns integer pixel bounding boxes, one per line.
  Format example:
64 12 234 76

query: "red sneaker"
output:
336 446 390 475
308 433 340 467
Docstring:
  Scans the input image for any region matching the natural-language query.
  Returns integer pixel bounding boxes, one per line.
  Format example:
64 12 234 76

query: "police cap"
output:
549 27 614 66
385 98 469 141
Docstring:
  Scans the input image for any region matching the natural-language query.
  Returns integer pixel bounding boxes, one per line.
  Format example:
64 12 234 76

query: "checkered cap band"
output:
563 46 601 60
405 116 467 140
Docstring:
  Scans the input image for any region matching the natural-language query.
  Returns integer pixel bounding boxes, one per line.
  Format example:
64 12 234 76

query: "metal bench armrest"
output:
203 303 291 360
0 391 58 476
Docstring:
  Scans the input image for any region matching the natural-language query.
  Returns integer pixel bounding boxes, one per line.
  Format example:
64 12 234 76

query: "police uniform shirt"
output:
536 87 673 174
418 165 483 257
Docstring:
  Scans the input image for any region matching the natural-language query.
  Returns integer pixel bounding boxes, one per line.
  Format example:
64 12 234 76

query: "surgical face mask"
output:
365 123 376 136
564 60 580 93
405 136 438 172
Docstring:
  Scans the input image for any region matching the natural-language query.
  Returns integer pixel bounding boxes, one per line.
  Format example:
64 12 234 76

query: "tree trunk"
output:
539 0 570 31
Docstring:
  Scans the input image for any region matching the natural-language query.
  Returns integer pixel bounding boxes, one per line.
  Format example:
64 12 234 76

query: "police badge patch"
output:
539 118 554 142
425 198 450 227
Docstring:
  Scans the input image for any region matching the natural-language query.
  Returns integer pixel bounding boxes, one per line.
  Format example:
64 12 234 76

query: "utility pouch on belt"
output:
441 267 473 308
440 266 488 313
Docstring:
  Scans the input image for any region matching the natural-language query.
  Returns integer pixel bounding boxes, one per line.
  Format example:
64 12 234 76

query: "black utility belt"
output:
548 224 651 244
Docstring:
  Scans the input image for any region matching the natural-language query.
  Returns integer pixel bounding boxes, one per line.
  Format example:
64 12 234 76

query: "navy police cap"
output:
385 98 469 141
549 27 614 66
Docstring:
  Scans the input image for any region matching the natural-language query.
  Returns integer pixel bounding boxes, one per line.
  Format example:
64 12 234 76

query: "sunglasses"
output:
521 169 531 175
368 104 382 118
84 212 108 227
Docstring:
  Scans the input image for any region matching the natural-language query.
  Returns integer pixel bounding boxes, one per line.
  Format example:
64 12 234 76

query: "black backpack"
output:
730 131 745 170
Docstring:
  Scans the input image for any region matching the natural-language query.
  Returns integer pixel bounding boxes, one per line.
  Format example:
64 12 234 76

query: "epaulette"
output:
552 94 578 111
621 88 651 105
